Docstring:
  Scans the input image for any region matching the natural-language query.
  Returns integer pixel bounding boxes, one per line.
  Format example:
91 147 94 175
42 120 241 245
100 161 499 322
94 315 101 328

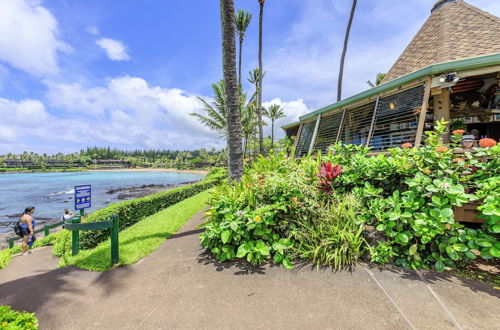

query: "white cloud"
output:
0 0 68 76
40 76 225 151
262 98 310 138
96 38 130 61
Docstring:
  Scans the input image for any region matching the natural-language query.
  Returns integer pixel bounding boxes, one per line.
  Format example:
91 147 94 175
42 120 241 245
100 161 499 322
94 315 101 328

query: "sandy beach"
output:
88 168 209 174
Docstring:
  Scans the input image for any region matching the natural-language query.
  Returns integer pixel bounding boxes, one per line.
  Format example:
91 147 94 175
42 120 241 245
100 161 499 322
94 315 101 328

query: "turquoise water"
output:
0 171 204 232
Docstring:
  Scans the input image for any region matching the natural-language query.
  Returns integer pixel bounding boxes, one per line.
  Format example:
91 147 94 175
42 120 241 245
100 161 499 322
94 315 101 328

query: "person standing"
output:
20 206 35 256
61 209 74 221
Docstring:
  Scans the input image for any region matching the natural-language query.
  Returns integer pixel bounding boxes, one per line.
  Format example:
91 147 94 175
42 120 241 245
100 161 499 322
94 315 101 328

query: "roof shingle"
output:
381 0 500 84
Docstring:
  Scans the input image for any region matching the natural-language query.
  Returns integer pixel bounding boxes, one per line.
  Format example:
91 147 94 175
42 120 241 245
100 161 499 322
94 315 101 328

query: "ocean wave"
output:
47 189 74 197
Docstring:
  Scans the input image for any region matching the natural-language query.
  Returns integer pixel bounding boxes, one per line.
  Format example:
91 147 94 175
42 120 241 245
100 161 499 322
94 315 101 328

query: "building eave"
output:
299 52 500 122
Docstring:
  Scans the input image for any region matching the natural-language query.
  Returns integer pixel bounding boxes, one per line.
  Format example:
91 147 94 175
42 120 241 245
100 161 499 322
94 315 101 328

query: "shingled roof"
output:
381 0 500 84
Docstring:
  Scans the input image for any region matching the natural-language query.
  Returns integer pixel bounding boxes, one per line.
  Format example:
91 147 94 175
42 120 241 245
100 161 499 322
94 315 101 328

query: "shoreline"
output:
0 167 209 175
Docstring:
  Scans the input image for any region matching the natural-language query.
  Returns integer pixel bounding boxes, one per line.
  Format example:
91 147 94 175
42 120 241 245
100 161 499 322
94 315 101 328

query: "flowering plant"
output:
401 143 413 148
317 161 343 194
479 138 497 148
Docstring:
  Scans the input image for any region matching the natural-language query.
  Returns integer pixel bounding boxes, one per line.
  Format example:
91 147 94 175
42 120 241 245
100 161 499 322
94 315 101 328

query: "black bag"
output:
13 222 23 237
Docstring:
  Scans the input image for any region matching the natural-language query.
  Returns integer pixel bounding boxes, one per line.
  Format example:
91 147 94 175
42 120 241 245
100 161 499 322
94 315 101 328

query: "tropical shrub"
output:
200 153 367 269
0 306 38 329
201 120 499 272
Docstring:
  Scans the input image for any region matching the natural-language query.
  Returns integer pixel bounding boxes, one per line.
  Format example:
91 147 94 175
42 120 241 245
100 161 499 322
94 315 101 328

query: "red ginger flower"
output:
452 129 465 135
436 146 448 152
479 138 497 148
401 143 413 148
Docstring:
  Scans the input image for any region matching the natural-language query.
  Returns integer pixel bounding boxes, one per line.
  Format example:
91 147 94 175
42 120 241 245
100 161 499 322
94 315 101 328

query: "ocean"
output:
0 170 205 233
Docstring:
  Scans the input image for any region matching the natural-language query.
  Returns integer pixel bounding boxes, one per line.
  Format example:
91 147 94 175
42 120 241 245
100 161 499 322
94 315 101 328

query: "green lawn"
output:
59 189 212 271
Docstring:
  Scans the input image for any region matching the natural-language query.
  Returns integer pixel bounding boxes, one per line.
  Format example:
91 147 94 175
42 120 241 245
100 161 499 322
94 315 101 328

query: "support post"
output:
366 97 380 147
44 225 49 237
335 109 347 144
308 115 322 155
110 215 119 266
8 239 13 249
433 87 451 143
292 123 303 158
415 78 432 147
72 209 83 256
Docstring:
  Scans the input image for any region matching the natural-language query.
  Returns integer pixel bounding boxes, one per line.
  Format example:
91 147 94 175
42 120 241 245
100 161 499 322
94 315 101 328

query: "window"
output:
312 111 344 154
339 102 375 146
295 120 317 157
369 85 425 151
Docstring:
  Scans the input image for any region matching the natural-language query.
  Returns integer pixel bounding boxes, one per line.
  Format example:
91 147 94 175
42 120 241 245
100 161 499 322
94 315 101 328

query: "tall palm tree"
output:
264 104 285 150
220 0 244 181
191 81 227 137
257 0 265 154
235 9 252 88
337 0 357 102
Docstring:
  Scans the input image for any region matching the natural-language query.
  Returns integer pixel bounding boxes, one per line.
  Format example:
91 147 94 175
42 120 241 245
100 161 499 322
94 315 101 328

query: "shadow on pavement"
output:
197 251 267 275
367 263 500 298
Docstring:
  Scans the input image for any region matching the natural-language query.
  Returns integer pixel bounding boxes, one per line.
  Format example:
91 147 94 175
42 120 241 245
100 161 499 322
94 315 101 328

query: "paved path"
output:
1 210 499 329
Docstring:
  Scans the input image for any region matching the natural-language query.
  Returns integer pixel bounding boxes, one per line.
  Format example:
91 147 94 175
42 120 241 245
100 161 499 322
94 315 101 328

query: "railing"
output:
63 215 119 266
6 214 120 267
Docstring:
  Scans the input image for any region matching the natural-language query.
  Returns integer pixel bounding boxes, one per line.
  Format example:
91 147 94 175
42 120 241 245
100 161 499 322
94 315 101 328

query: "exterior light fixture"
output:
439 73 459 84
389 102 396 110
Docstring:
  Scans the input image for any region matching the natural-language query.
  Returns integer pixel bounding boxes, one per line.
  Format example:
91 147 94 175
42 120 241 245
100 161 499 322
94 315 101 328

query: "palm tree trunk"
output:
257 0 265 154
243 135 248 158
271 119 274 150
337 0 357 102
238 38 243 88
220 0 244 181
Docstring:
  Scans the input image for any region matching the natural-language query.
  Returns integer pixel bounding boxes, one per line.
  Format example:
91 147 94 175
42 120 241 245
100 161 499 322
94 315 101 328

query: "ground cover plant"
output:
200 121 499 272
57 189 212 271
0 306 38 329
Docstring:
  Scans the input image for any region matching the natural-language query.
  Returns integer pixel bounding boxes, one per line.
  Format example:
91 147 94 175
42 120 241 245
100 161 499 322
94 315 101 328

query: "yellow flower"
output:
2 322 7 327
423 168 431 175
254 215 262 223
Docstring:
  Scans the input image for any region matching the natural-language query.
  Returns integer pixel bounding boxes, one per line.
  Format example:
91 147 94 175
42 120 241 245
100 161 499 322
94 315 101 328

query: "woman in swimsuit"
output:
20 206 35 256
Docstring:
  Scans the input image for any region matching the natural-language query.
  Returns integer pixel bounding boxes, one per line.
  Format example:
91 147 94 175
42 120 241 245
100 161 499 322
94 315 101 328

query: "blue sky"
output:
1 0 499 154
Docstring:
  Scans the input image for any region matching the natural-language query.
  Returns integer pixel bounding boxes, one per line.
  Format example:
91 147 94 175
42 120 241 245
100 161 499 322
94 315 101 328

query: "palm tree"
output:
241 102 258 158
264 104 285 150
235 9 252 88
257 0 266 154
191 81 227 138
337 0 357 102
220 0 244 181
367 73 386 88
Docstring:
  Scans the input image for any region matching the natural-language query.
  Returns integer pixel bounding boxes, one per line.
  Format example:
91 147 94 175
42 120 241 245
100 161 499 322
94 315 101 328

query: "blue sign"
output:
75 185 92 210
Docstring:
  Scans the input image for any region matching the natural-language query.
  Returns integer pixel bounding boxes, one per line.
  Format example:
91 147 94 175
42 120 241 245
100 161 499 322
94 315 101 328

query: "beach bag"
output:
13 221 23 237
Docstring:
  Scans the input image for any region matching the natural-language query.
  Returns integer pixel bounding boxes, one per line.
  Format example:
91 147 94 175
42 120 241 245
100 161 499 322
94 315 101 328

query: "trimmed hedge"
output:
79 169 225 249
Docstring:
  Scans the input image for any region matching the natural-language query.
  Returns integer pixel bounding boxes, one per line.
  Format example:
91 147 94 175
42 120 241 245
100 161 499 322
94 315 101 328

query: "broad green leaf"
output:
435 260 445 272
490 247 500 258
409 244 418 256
236 244 248 258
395 233 409 245
221 230 230 244
440 208 453 218
376 224 386 231
282 258 293 269
452 244 468 252
273 253 283 264
446 246 459 260
464 251 477 259
491 225 500 234
475 238 492 248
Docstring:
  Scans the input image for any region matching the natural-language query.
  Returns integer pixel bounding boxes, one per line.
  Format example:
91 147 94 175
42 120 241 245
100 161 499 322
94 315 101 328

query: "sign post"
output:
73 185 92 255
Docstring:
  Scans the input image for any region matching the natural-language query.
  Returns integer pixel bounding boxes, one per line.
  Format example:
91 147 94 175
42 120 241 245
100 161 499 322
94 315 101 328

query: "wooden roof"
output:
381 0 500 84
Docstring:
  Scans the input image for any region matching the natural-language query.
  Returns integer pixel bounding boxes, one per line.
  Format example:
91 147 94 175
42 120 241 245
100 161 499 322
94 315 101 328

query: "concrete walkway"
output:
1 210 499 329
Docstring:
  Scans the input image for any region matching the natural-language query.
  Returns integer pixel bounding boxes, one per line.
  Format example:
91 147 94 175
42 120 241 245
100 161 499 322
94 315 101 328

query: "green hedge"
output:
79 169 225 249
0 306 38 329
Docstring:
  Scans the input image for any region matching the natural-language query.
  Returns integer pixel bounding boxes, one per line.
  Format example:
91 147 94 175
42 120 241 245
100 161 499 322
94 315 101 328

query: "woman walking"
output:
20 206 35 255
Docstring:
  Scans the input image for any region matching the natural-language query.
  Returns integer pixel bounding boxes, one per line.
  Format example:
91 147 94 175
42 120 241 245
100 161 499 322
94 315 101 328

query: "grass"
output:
59 189 212 271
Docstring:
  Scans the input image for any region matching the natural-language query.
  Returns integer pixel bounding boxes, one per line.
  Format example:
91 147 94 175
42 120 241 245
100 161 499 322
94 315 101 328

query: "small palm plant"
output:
235 9 252 88
191 80 227 138
264 104 285 150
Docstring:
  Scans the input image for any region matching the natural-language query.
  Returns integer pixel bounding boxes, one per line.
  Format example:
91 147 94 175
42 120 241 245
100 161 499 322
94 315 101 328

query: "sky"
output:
0 0 499 154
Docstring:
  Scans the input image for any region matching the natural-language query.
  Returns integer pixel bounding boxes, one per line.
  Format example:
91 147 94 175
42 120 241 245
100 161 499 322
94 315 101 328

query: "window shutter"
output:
369 85 425 151
339 102 375 146
295 120 317 157
312 111 344 154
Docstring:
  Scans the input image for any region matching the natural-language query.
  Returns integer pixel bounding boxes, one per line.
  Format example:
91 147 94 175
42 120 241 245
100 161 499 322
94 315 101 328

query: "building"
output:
284 0 500 157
